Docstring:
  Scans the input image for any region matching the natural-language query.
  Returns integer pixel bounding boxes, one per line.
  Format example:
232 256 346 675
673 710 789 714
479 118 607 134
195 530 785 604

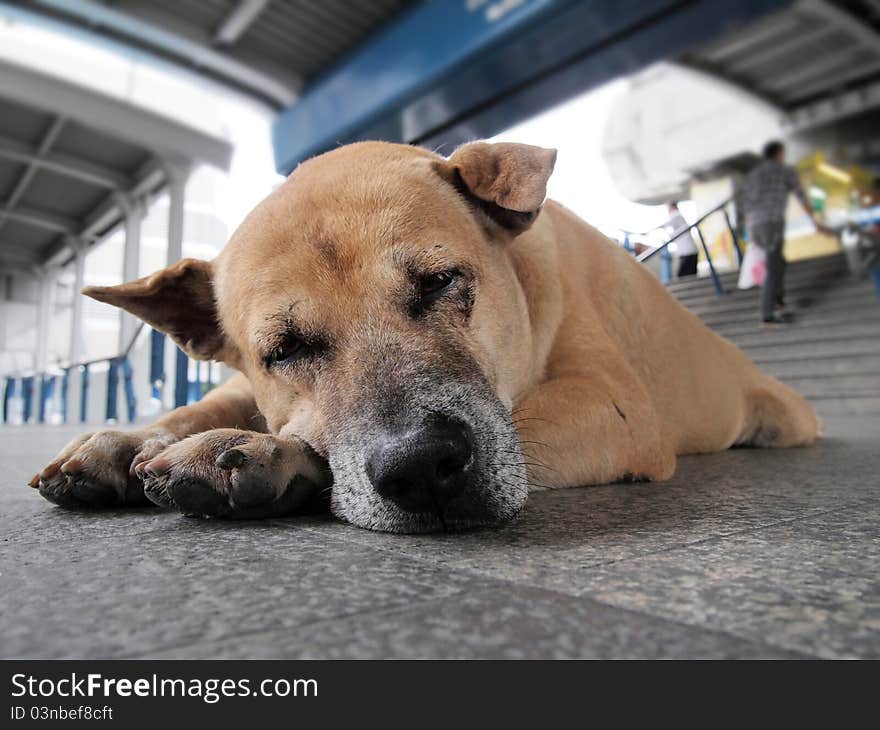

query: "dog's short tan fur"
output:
31 141 819 532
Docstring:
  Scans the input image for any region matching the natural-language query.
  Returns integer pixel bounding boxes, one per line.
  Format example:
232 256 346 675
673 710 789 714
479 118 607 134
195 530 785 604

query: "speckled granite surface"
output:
2 416 878 659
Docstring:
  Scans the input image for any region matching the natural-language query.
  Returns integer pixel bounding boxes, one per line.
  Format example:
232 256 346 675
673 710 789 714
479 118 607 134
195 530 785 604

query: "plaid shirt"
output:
741 160 809 226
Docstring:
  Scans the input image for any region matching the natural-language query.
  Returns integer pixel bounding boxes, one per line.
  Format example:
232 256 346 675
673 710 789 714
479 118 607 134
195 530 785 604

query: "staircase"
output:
667 253 880 416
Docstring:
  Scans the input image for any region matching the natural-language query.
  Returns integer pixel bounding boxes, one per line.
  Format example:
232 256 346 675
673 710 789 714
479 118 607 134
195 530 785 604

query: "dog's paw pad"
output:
167 476 230 517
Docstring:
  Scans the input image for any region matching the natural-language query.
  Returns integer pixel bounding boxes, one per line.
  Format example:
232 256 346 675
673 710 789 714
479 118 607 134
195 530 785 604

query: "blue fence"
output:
1 326 216 426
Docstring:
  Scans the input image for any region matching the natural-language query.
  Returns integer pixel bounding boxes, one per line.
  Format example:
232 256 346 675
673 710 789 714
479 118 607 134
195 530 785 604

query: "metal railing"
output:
621 197 743 296
1 324 217 426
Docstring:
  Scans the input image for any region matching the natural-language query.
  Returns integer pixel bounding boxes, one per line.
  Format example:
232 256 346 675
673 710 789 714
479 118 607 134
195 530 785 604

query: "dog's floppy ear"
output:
436 141 557 233
82 258 234 362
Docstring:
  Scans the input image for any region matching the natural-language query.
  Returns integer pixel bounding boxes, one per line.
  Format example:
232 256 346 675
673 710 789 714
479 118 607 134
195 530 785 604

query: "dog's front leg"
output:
513 368 676 489
31 373 267 509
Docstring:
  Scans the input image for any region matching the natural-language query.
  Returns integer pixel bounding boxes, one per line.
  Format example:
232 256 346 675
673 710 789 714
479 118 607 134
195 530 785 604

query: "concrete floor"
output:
1 416 878 659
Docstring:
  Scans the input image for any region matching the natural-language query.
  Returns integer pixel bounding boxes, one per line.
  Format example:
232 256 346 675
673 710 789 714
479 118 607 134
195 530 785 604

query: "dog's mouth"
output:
325 390 528 533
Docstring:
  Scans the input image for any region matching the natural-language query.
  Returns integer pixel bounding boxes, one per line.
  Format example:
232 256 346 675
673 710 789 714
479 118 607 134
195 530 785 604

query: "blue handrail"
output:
620 197 742 296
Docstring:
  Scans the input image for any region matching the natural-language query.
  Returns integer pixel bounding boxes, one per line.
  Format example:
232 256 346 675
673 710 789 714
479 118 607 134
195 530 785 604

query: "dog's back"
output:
516 200 820 456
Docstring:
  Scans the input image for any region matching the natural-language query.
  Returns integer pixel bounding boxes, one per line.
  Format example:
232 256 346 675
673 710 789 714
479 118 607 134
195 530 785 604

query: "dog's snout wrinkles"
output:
365 416 474 513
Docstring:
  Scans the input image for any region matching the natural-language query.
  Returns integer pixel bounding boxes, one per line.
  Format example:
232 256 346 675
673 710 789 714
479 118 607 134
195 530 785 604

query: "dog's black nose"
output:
365 416 474 513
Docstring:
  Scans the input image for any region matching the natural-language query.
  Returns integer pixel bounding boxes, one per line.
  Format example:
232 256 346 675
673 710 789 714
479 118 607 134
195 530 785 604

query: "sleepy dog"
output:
29 141 820 532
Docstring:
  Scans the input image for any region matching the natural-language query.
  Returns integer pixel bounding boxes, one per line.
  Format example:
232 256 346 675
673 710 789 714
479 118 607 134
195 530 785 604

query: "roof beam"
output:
765 44 865 92
799 0 880 50
0 134 128 190
42 160 166 269
786 57 880 102
700 12 800 63
0 116 65 234
726 22 833 74
28 0 299 107
784 78 880 131
214 0 269 45
0 206 77 235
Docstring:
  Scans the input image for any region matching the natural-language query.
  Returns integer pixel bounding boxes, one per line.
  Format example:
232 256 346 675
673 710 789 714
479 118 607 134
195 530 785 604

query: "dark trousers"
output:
677 253 698 278
750 221 786 320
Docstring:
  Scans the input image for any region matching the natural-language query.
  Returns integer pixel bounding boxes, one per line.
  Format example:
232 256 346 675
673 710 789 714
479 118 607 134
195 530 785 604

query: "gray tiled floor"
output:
1 417 878 659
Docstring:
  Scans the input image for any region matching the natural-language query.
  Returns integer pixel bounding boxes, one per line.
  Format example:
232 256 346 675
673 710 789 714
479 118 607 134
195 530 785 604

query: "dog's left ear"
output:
82 258 237 363
435 141 557 234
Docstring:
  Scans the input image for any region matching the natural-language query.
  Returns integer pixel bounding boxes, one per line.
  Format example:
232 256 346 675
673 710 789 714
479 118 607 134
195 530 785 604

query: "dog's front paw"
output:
136 429 329 519
29 430 178 508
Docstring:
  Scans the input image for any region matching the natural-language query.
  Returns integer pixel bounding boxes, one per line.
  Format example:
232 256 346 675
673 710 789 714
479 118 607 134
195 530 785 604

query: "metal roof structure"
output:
4 0 412 108
0 58 232 272
680 0 880 135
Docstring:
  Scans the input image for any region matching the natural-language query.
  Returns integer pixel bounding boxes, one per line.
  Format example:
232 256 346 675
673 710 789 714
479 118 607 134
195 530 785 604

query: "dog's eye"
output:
418 270 457 299
267 336 305 367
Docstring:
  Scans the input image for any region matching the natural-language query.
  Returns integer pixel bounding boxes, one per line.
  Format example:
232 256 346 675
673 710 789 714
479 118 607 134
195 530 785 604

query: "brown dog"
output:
30 141 820 532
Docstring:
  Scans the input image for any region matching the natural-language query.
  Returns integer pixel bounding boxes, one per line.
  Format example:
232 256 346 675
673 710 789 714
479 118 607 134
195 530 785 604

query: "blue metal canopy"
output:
272 0 792 174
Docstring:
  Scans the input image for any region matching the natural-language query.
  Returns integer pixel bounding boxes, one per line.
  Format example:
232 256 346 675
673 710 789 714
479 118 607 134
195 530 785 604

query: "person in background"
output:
665 202 698 277
741 140 829 325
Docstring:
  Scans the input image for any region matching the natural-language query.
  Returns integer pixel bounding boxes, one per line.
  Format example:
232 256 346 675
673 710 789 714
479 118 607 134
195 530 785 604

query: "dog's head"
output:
85 141 556 532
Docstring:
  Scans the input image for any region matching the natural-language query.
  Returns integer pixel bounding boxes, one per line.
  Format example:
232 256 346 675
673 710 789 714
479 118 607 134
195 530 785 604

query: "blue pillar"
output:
190 360 203 403
44 375 56 423
661 247 673 284
174 348 188 409
106 359 120 422
38 375 47 423
61 369 69 424
150 329 166 400
2 377 14 424
22 376 34 423
122 357 137 422
80 364 90 423
43 375 56 423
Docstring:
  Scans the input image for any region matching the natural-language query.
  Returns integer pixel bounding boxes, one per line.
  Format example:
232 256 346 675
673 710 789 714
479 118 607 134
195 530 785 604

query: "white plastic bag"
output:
738 243 767 290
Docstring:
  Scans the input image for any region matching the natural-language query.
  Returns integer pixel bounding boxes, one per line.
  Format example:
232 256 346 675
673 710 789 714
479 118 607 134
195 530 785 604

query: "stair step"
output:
671 263 851 298
665 254 847 295
782 379 880 398
725 324 880 350
745 340 880 363
685 284 875 318
674 273 862 307
699 298 878 329
666 258 850 298
783 372 880 395
810 396 880 416
666 252 878 413
761 354 880 379
711 310 880 339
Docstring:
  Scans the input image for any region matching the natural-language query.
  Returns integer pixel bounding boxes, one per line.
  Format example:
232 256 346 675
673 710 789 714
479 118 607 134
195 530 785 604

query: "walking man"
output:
741 140 827 324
